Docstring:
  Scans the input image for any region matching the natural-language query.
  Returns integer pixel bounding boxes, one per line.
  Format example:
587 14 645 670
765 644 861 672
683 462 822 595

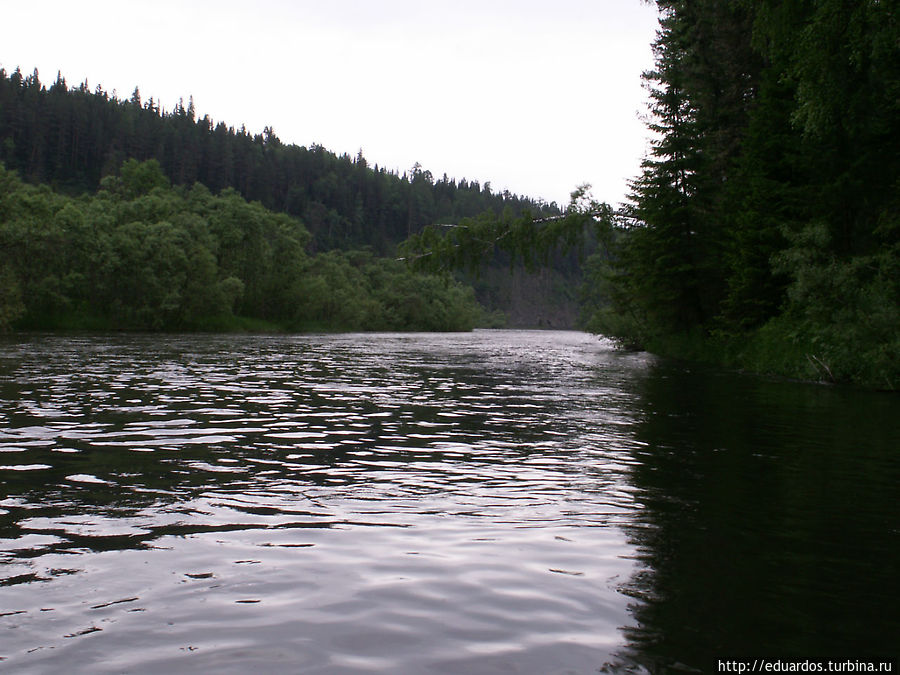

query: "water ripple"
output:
0 330 652 672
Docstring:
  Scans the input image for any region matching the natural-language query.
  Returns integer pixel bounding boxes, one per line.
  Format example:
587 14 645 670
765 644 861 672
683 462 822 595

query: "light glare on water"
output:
0 331 647 673
2 330 898 672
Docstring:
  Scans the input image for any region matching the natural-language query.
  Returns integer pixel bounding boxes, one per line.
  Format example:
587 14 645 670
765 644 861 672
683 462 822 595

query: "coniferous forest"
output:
614 0 899 388
2 0 898 388
0 66 557 253
404 0 899 389
0 65 565 333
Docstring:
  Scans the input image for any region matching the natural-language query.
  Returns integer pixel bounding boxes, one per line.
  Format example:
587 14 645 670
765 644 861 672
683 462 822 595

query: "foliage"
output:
0 68 558 254
0 261 24 331
397 1 899 388
597 0 899 388
400 186 601 274
0 66 580 327
3 1 896 384
0 160 483 332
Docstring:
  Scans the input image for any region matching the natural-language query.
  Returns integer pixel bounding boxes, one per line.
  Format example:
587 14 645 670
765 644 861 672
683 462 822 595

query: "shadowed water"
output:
0 331 897 673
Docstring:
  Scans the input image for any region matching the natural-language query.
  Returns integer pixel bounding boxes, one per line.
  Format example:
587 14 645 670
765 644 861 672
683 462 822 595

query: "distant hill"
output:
0 67 559 254
0 66 585 328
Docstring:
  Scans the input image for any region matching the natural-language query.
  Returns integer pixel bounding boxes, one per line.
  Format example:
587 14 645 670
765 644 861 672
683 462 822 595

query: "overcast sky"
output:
2 0 659 207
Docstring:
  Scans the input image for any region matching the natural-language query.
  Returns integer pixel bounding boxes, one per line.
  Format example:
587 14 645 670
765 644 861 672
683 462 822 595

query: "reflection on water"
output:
0 331 897 673
0 331 649 673
617 363 900 669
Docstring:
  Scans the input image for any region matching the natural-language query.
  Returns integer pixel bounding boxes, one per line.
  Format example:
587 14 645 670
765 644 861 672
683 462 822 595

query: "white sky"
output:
2 0 659 207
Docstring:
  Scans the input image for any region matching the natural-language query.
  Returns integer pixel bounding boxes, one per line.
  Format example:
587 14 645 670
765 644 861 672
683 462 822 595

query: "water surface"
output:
0 330 897 673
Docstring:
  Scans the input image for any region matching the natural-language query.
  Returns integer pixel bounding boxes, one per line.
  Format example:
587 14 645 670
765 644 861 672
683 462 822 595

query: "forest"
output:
2 0 897 388
0 66 557 253
0 62 575 332
0 158 484 332
404 0 899 389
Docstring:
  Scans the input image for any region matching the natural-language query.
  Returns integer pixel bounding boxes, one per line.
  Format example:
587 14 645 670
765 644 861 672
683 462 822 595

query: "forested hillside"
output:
0 67 557 253
0 65 587 330
404 0 899 388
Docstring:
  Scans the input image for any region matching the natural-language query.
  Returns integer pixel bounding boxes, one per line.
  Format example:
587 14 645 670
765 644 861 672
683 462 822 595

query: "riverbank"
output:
6 313 490 335
641 317 898 392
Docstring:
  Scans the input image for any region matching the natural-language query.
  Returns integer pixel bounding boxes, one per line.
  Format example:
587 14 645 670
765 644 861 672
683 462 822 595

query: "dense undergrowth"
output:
0 160 484 334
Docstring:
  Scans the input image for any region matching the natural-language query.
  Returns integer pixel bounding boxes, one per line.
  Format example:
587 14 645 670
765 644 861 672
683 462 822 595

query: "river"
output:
0 330 897 673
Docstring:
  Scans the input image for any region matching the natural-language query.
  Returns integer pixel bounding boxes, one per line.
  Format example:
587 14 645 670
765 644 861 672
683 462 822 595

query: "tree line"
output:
0 158 483 332
404 0 898 388
0 66 558 254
